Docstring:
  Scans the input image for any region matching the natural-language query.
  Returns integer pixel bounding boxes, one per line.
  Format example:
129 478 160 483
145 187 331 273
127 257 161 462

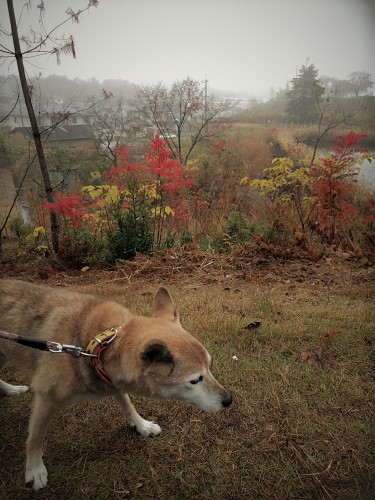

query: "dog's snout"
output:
221 392 232 408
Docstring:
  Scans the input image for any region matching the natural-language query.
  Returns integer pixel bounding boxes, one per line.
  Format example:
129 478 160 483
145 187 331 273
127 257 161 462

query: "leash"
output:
0 329 92 358
0 328 118 386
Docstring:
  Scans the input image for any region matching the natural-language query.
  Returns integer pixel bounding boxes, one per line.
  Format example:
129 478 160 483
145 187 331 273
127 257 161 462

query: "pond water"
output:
358 156 375 189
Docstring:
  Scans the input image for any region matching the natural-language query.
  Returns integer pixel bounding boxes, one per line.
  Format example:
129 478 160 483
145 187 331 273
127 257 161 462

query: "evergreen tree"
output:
286 63 324 123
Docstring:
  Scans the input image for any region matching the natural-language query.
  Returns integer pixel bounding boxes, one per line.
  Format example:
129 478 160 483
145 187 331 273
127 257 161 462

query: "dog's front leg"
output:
25 393 57 490
0 379 29 395
114 393 161 437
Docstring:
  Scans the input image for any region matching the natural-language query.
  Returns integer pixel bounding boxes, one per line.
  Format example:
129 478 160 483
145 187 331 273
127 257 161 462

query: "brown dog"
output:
0 279 232 490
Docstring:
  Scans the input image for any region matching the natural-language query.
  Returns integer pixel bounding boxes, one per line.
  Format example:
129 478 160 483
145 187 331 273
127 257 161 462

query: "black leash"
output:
0 329 95 358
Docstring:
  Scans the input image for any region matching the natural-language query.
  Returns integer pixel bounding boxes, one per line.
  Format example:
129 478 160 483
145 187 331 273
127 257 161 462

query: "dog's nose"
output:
222 392 232 408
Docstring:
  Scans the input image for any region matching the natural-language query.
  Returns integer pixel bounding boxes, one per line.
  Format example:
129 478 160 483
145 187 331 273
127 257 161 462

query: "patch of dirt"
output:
1 246 373 292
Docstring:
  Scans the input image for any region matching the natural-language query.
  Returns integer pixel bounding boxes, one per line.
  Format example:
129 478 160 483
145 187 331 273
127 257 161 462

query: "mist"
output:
0 0 374 98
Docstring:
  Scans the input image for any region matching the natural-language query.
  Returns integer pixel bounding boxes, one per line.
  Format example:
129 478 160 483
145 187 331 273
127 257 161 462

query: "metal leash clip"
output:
46 341 95 359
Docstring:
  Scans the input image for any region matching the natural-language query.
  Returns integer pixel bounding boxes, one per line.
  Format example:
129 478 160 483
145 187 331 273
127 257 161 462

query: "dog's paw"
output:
0 380 29 396
133 418 161 437
25 463 48 490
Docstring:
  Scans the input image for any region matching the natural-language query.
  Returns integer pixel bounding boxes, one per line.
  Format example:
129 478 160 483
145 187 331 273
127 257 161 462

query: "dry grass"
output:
0 252 374 499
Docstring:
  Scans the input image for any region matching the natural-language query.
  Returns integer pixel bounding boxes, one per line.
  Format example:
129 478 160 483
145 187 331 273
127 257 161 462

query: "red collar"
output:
86 328 118 386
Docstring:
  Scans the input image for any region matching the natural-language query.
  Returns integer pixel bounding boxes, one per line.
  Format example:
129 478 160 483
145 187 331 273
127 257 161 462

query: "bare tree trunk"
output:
7 0 59 252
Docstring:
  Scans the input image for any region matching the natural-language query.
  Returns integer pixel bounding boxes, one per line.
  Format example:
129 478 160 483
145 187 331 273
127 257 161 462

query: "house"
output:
125 113 154 141
11 124 93 148
10 124 93 189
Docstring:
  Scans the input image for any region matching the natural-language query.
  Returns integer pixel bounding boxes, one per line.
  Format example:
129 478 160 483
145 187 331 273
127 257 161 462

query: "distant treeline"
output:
233 95 375 132
1 74 137 103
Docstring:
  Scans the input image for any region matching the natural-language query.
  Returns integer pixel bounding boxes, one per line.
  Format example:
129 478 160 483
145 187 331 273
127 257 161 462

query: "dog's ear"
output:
141 341 174 367
152 286 180 324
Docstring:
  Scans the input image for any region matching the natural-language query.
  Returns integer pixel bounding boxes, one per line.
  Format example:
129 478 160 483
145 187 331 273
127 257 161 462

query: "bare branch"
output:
131 78 233 165
20 2 98 61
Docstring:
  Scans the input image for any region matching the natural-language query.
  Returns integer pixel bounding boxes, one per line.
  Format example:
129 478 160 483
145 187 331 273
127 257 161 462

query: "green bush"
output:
180 230 193 246
225 212 255 243
107 207 153 261
162 232 176 249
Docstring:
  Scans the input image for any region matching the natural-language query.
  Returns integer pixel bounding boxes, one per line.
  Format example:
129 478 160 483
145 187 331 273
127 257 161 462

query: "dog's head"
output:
115 287 232 412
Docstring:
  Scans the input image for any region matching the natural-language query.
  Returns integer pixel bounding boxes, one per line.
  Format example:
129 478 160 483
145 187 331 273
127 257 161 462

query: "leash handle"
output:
0 330 49 351
19 336 49 351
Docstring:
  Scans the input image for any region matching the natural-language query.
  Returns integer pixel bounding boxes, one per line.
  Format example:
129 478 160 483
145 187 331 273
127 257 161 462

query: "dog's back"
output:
0 279 118 377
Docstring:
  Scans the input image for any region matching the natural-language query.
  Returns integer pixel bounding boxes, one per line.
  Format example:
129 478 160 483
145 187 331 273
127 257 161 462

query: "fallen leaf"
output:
313 346 323 362
323 331 339 338
244 321 262 330
299 351 311 362
81 266 90 272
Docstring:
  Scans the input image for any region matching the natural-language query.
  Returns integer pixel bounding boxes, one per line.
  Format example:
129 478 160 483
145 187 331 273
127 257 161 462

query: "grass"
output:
0 253 374 499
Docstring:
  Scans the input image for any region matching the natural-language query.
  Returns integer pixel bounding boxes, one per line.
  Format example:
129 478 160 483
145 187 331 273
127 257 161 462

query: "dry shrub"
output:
240 136 273 178
276 128 313 161
291 124 354 148
229 126 273 178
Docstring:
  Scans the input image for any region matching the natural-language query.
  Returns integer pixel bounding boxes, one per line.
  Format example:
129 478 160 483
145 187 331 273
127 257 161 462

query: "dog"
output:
0 279 232 490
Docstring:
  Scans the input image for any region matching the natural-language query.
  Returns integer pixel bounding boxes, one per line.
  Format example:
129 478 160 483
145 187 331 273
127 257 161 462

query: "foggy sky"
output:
1 0 374 97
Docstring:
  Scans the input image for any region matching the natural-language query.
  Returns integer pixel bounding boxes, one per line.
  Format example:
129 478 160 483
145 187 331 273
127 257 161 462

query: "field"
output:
0 250 374 499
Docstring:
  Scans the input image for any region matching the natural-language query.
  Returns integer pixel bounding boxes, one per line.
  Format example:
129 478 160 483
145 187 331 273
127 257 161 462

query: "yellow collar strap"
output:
86 328 119 386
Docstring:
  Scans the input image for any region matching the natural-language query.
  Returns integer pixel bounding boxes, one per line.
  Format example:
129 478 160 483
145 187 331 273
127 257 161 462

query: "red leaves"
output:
309 131 368 242
106 138 194 198
145 136 194 195
46 192 87 228
313 178 358 235
332 130 367 154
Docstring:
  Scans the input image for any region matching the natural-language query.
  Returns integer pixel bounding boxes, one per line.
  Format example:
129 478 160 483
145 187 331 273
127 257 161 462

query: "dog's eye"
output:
190 375 204 385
